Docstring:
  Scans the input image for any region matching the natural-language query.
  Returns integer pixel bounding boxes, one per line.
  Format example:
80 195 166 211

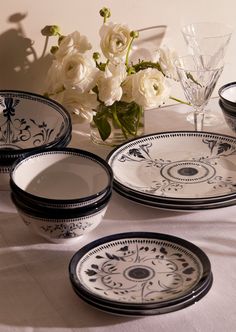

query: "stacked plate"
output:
106 131 236 211
69 232 213 316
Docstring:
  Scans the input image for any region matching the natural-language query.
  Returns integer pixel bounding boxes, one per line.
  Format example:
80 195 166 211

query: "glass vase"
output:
90 102 145 147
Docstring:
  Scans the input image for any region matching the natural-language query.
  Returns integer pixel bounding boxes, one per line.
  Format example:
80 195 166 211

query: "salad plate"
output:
107 131 236 204
71 272 213 316
69 232 212 312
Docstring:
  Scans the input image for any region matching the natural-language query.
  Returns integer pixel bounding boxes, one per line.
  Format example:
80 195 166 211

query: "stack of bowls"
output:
10 148 113 244
0 90 72 189
218 82 236 133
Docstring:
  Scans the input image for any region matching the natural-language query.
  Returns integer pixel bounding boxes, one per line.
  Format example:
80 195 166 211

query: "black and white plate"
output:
106 131 236 204
71 272 213 316
69 232 212 314
114 181 236 212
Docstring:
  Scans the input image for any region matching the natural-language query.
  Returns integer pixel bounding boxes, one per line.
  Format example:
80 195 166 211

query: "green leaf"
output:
93 113 111 141
114 101 143 136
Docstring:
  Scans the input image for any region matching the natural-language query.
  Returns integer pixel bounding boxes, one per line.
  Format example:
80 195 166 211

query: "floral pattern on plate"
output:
107 131 236 200
71 232 211 304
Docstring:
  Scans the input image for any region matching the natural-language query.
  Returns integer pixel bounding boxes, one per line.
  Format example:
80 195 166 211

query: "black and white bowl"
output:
0 90 72 189
10 148 113 243
10 148 113 209
11 189 112 244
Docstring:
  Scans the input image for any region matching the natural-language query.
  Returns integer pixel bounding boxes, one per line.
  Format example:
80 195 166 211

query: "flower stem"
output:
169 96 191 106
125 37 135 67
112 105 128 139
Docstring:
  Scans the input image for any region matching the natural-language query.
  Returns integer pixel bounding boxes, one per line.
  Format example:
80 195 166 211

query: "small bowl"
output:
219 99 236 133
10 148 113 209
218 82 236 111
0 90 72 157
0 90 72 189
10 147 114 242
12 190 112 244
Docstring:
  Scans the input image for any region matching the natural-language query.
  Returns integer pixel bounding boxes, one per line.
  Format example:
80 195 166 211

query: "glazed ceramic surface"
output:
0 91 71 157
114 182 236 211
219 82 236 109
107 131 236 202
69 232 211 305
10 148 113 206
72 272 213 316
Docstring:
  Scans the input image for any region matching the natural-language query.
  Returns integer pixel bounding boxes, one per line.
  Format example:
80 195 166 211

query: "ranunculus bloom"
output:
55 31 92 61
99 22 132 64
45 60 64 95
121 75 134 103
61 53 98 92
131 68 170 109
97 63 127 106
158 45 179 81
61 88 99 123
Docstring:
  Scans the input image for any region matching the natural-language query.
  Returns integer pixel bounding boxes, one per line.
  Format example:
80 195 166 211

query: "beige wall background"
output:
0 0 235 99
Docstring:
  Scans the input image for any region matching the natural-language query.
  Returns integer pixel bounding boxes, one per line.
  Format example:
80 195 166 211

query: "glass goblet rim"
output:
181 21 233 39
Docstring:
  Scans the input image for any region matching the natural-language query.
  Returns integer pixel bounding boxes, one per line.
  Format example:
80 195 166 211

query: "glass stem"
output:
194 107 205 131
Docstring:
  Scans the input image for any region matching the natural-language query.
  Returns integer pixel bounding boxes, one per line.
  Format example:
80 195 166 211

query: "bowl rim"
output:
10 147 114 205
11 189 112 219
218 82 236 108
0 89 72 158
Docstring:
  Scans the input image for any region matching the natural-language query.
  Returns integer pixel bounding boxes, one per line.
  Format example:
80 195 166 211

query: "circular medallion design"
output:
71 234 210 304
124 265 155 282
161 161 216 184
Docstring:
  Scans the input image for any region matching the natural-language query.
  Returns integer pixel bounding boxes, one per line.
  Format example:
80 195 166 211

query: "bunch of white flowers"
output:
42 7 182 141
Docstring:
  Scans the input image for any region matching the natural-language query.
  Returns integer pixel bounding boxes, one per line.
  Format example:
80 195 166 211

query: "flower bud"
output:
41 25 60 37
130 30 139 39
58 35 66 45
99 7 111 19
93 52 100 61
50 46 59 54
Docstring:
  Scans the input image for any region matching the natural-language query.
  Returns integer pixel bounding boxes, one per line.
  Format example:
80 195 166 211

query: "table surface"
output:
1 98 236 332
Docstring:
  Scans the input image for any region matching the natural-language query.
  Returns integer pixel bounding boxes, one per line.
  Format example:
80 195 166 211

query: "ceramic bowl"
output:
11 190 112 244
219 99 236 133
218 82 236 112
0 90 72 161
0 90 72 189
10 148 113 209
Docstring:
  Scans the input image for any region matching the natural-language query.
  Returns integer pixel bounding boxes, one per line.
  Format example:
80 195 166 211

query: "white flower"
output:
158 45 179 80
45 60 64 95
61 53 98 92
61 88 99 123
55 31 92 61
121 75 134 103
100 22 132 64
131 68 170 109
97 63 127 106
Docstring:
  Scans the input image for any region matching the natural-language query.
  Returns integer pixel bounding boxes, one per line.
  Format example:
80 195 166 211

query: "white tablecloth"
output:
1 98 236 332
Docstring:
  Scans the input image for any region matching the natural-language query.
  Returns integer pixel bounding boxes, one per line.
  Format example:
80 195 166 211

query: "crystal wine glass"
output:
182 22 232 65
175 54 224 131
181 22 232 126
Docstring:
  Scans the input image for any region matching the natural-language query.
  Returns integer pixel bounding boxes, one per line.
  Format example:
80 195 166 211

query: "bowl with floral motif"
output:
0 90 72 189
11 188 112 244
9 147 113 243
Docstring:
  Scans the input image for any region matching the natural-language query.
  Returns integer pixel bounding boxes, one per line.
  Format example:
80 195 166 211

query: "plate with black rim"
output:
71 272 213 316
69 232 212 310
106 131 236 203
113 182 236 211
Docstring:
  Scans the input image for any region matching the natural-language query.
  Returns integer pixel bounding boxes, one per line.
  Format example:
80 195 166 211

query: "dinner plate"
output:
106 131 236 203
69 232 212 311
114 182 236 211
71 272 213 316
